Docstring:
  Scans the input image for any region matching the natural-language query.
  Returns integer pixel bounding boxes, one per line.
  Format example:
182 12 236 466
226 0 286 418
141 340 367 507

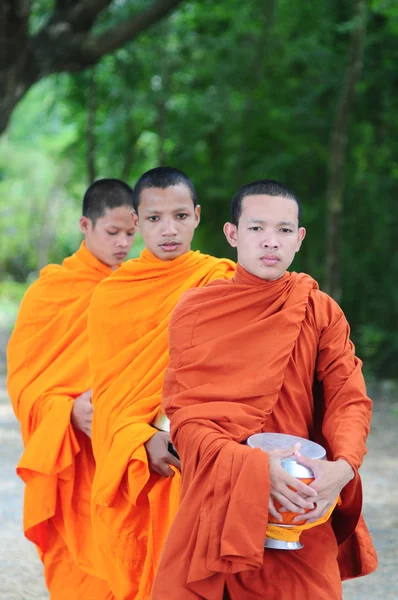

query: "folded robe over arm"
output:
7 243 114 596
151 265 378 600
88 248 235 600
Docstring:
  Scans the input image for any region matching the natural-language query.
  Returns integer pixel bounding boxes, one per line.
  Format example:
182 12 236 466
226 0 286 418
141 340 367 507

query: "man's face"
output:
223 194 306 280
80 205 136 268
133 184 201 261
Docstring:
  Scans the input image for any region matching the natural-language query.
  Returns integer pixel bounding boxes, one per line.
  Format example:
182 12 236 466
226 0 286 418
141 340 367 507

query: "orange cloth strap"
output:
266 499 339 543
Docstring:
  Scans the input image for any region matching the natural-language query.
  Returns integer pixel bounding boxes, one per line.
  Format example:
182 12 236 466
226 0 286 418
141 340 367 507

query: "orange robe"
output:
152 265 378 600
88 248 235 600
7 242 114 600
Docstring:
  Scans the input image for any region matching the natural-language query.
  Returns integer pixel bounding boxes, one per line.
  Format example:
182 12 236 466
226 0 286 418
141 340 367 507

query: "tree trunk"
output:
234 0 279 187
86 71 97 184
324 0 367 301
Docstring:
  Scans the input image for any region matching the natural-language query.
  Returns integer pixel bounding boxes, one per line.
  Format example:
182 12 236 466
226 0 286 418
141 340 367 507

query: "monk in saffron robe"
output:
7 179 137 599
152 179 377 600
88 167 235 600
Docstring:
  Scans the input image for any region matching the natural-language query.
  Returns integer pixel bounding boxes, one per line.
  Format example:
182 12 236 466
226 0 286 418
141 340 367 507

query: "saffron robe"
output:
7 242 114 599
151 265 378 600
88 248 235 600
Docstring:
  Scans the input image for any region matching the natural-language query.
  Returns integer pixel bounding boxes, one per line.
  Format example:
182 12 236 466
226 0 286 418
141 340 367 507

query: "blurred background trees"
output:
1 0 397 378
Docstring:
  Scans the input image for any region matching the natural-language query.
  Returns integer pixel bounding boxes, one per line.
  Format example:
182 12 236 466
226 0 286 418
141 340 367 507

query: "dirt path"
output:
0 339 396 599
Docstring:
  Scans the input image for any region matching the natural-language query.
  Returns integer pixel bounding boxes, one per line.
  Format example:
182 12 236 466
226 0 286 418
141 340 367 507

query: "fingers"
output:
151 451 181 476
271 470 317 513
279 469 318 498
151 460 176 478
144 431 181 477
268 497 283 522
166 452 181 472
291 476 318 498
270 443 301 459
272 490 314 514
292 500 330 523
150 454 181 477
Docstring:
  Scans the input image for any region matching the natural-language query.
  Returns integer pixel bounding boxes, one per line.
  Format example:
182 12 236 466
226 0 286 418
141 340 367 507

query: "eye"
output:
280 228 293 233
176 213 188 219
148 216 159 222
127 232 135 237
107 231 118 236
249 226 262 231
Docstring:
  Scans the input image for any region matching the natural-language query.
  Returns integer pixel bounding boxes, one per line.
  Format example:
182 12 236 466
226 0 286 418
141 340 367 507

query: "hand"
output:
144 431 181 477
268 444 318 522
292 455 354 523
71 389 93 437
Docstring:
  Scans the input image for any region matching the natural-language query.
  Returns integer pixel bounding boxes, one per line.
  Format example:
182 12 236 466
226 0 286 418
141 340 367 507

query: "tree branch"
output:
0 0 184 134
52 0 110 29
82 0 184 62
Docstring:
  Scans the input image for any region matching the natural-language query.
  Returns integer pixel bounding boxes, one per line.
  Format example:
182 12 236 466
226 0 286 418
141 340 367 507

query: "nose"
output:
116 236 129 248
161 218 178 236
261 230 279 249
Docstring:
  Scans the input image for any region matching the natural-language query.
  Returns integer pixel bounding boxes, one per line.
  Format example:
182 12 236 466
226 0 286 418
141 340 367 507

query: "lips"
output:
159 242 181 252
115 252 128 259
261 254 280 265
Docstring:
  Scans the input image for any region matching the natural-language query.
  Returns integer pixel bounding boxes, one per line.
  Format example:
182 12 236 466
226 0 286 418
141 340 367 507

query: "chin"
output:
159 248 186 260
104 258 119 268
253 267 282 281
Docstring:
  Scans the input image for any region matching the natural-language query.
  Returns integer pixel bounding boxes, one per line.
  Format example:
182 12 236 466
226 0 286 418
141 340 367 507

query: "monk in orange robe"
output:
7 178 137 600
88 167 235 600
152 179 377 600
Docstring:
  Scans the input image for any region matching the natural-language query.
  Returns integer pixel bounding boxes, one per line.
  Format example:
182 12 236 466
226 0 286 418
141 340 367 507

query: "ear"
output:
296 227 306 252
131 210 139 230
223 222 238 248
79 216 91 235
194 205 201 228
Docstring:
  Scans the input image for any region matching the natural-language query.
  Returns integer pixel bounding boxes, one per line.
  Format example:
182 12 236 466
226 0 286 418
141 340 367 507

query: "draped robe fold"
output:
7 242 114 599
151 265 377 600
88 248 235 600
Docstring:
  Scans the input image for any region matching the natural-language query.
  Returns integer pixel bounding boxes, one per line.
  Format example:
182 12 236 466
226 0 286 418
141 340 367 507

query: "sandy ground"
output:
0 336 397 599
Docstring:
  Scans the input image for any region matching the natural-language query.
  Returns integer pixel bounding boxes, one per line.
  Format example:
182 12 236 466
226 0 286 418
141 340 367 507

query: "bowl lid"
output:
247 432 325 460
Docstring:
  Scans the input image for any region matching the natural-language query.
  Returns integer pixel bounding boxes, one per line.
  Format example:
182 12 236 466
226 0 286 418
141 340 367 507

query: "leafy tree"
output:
2 0 398 377
1 0 183 134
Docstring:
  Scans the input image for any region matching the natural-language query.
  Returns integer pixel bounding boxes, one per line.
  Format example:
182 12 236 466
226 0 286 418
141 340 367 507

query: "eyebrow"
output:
107 224 135 230
143 206 192 214
279 221 296 227
247 218 296 227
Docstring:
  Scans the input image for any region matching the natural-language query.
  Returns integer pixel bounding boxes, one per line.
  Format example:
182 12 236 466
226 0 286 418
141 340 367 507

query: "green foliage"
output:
1 0 398 378
0 280 29 329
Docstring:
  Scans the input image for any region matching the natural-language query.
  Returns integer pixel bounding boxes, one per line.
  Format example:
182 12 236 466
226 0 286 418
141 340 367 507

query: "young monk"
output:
88 167 235 600
151 179 378 600
7 178 136 600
